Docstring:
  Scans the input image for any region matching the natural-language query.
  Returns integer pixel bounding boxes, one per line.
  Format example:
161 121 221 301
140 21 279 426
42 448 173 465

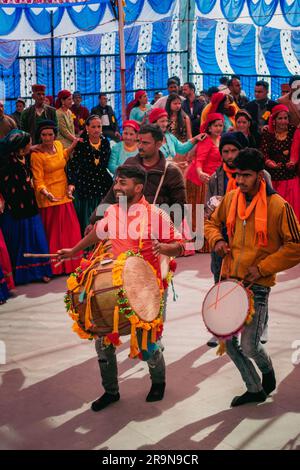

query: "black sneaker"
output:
231 390 267 407
91 392 120 412
146 383 166 402
262 369 276 395
207 336 218 348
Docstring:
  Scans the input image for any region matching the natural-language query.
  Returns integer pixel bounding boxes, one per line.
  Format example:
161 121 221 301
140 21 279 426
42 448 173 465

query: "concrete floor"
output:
0 254 299 450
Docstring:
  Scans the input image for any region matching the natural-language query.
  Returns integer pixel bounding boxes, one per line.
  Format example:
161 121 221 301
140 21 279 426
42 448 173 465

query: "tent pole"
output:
186 0 191 82
50 11 56 104
117 0 126 124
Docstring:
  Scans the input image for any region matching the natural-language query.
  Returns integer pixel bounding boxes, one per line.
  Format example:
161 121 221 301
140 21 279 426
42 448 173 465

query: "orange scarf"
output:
226 179 268 247
223 163 237 193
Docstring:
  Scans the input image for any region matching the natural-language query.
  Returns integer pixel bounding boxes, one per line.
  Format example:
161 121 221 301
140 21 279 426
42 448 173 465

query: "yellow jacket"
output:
204 188 300 287
31 140 71 208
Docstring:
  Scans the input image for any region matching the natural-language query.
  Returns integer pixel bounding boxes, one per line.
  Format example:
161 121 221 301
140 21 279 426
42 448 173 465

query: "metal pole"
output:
117 0 126 124
50 11 56 103
186 0 191 82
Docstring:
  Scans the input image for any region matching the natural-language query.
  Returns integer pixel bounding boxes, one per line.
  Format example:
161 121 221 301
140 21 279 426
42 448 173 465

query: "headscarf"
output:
210 92 236 117
0 129 31 157
268 104 289 133
148 108 168 124
122 120 140 132
219 131 249 154
55 89 72 109
200 113 224 133
126 90 146 119
235 109 252 123
36 120 58 140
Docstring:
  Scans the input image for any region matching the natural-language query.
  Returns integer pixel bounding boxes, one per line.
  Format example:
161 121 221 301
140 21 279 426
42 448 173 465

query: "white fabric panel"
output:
167 1 183 85
255 26 272 94
133 23 153 91
191 19 203 93
215 21 234 75
61 37 77 92
19 41 37 104
100 32 116 109
280 30 300 75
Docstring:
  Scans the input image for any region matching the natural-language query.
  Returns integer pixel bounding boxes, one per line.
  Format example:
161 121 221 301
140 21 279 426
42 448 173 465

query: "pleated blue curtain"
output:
146 18 174 93
76 34 101 111
35 39 61 97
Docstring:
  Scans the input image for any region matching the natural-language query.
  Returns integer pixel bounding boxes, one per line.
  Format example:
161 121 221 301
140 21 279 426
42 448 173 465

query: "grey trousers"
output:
95 332 165 395
225 284 273 393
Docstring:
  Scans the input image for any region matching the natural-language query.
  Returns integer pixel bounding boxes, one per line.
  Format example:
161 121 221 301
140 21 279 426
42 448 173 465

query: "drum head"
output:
202 280 249 337
123 256 161 322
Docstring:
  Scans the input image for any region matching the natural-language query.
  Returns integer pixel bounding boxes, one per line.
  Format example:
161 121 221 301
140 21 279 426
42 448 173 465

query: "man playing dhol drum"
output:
205 132 272 347
57 164 185 411
205 148 300 406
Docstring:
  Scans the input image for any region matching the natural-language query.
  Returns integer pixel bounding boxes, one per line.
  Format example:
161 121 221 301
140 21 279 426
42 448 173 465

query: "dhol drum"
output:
65 245 163 340
202 279 252 339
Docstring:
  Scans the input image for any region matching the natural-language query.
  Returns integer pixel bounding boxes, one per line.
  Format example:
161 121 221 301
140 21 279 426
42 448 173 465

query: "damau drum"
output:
202 279 250 339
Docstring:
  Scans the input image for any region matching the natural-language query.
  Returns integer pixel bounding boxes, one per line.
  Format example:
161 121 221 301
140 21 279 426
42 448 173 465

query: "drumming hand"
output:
152 239 161 257
214 240 230 258
245 266 261 283
57 248 74 261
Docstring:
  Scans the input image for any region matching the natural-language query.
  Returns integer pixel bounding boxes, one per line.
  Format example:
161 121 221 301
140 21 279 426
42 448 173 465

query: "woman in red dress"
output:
185 113 224 251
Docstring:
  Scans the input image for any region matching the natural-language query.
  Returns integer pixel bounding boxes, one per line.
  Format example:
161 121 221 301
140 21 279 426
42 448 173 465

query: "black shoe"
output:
231 390 267 407
207 336 218 348
91 392 120 412
146 383 166 402
262 369 276 395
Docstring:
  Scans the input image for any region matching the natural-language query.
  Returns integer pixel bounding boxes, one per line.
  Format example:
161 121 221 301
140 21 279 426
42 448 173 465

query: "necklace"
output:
17 155 26 165
275 130 288 141
90 139 101 166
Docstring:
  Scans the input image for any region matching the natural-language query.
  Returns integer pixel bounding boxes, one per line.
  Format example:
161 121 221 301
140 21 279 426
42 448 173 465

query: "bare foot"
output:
42 276 51 283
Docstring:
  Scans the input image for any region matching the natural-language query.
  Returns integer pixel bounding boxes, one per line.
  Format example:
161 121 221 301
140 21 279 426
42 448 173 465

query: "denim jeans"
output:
225 284 273 393
95 332 165 395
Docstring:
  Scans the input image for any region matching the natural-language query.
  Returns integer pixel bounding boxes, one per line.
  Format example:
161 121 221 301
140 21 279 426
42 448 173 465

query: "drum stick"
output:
53 258 72 268
23 253 59 258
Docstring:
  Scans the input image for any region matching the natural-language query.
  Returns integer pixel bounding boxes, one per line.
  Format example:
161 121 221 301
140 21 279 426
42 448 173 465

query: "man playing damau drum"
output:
205 148 300 407
58 165 185 411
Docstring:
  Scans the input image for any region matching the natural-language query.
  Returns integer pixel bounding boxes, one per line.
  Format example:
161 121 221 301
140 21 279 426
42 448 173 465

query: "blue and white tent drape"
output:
0 1 300 119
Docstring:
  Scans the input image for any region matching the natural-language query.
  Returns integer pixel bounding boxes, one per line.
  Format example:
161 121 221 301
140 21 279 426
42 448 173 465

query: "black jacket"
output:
182 98 205 136
91 105 119 132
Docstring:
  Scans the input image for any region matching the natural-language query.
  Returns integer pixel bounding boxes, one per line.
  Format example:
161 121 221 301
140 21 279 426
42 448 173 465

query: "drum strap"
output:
153 161 170 205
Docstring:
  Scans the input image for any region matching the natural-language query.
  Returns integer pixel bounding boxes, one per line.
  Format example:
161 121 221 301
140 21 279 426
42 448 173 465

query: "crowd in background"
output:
1 73 300 304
